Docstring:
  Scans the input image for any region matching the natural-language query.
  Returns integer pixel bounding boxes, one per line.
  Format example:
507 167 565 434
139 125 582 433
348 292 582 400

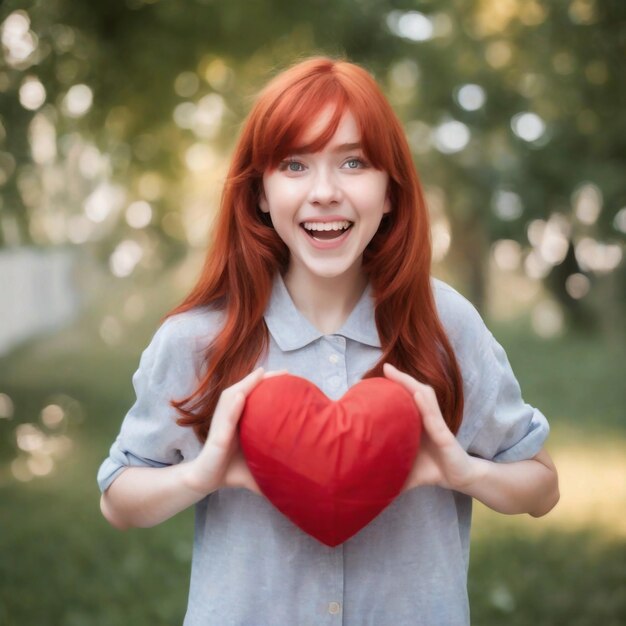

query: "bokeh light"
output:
537 215 570 265
492 239 522 271
11 457 33 482
425 186 451 264
27 452 54 477
10 413 74 482
532 299 564 338
431 220 451 263
28 112 57 164
573 182 602 225
84 182 126 224
1 11 38 67
613 208 626 234
79 144 108 179
16 423 45 452
485 41 513 69
387 11 434 42
0 392 15 419
455 84 486 111
173 102 195 129
569 0 598 25
109 239 144 277
565 273 591 299
192 94 225 138
575 238 623 274
185 143 217 172
174 71 200 98
511 112 546 142
62 84 94 118
430 12 454 39
126 201 153 229
137 172 164 201
433 120 470 154
202 57 234 91
66 214 95 244
492 190 523 221
41 404 65 428
19 76 46 110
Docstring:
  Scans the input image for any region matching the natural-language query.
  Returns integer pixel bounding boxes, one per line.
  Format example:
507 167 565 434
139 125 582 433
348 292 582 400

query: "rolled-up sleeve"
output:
97 315 204 493
463 329 550 463
435 281 550 464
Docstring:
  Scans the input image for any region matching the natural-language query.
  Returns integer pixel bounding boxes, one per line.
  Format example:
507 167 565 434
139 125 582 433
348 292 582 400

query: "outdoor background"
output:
0 0 624 624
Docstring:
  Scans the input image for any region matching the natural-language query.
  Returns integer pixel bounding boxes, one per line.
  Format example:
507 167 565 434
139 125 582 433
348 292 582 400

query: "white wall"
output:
0 247 82 356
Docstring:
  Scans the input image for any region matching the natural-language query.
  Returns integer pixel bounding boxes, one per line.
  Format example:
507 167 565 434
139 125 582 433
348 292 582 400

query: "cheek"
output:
348 176 388 209
265 183 306 216
357 192 388 218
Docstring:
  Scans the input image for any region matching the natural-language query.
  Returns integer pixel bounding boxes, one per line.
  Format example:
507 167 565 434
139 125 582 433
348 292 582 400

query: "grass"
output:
468 528 625 626
0 268 624 625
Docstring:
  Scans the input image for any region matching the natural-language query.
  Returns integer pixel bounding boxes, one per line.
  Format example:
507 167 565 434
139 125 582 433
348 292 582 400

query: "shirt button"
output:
329 354 339 364
328 602 341 614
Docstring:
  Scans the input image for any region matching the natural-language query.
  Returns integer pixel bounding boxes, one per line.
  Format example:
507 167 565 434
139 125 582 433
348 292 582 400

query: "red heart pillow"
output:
239 374 421 547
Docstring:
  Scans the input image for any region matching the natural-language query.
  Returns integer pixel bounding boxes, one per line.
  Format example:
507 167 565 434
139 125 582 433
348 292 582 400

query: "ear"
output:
259 187 270 214
382 192 392 215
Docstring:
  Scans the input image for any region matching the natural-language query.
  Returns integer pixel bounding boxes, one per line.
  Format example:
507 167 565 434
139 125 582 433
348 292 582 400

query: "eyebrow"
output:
332 142 362 153
290 142 363 155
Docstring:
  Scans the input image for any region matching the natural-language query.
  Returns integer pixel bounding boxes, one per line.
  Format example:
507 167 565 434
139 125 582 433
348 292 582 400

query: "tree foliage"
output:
0 0 623 329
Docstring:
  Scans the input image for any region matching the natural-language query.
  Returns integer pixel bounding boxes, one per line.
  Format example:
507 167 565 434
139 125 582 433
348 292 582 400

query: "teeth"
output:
302 220 352 232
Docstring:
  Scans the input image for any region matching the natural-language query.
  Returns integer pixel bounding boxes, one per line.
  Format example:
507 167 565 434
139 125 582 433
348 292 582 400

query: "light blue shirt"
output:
97 274 550 626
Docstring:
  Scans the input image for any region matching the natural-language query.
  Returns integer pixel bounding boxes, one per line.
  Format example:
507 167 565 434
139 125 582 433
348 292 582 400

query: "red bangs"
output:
249 60 401 180
252 81 349 170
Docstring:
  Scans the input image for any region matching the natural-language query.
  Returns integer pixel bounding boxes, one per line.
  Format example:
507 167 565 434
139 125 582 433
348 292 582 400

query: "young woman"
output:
98 57 559 625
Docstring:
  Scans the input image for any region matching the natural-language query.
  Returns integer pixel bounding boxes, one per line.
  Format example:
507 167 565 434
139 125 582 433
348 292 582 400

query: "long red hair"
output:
163 57 464 442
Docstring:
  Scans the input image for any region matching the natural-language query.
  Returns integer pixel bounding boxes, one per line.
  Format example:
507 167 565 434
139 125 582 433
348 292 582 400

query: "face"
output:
259 109 391 283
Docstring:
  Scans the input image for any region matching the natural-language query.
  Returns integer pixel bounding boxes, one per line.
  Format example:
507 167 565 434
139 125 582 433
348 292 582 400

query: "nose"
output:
307 166 342 206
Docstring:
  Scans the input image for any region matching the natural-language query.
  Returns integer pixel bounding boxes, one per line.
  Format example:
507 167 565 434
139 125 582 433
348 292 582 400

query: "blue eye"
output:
280 160 305 172
344 158 365 169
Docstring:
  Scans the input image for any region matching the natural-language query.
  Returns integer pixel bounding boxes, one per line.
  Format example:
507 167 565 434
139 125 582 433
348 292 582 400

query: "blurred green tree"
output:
0 0 623 330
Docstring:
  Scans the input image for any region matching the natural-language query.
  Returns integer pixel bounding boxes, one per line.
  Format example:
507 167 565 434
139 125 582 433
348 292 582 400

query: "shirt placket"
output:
321 334 347 623
323 335 348 400
322 543 345 623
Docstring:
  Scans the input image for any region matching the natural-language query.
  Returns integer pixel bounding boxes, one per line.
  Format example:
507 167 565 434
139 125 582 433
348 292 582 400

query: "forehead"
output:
297 107 360 149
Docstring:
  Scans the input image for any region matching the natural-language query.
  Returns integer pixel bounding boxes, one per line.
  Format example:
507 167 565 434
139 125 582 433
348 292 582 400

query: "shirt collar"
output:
264 273 382 351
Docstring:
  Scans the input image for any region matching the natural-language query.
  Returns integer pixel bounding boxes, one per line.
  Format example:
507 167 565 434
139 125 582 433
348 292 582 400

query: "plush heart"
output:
239 374 421 547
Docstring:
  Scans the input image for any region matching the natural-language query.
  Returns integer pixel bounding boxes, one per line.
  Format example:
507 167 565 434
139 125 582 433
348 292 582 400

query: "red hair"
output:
163 57 464 442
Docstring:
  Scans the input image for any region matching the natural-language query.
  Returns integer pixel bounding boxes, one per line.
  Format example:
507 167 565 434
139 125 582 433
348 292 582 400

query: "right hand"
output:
185 367 285 496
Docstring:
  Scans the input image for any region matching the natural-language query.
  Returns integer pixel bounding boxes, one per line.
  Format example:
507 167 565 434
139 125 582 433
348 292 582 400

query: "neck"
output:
283 263 368 335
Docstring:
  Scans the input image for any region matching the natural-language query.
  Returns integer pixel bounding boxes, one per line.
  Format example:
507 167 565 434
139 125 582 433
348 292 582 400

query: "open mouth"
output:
300 220 354 240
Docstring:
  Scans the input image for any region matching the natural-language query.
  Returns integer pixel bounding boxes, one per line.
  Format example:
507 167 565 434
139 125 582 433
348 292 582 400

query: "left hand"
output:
383 363 479 492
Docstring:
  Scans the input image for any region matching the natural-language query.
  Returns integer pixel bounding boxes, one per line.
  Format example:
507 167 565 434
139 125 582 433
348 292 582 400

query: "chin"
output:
306 264 357 280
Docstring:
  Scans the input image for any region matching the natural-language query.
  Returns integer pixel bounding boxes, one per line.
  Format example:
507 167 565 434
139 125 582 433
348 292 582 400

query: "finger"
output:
214 368 266 415
207 390 246 448
383 363 421 393
229 367 266 395
211 366 268 433
262 369 289 379
225 450 262 494
249 481 262 495
413 387 453 445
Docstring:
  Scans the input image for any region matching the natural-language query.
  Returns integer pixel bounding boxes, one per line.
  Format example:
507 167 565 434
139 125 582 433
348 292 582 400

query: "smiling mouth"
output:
300 220 354 240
